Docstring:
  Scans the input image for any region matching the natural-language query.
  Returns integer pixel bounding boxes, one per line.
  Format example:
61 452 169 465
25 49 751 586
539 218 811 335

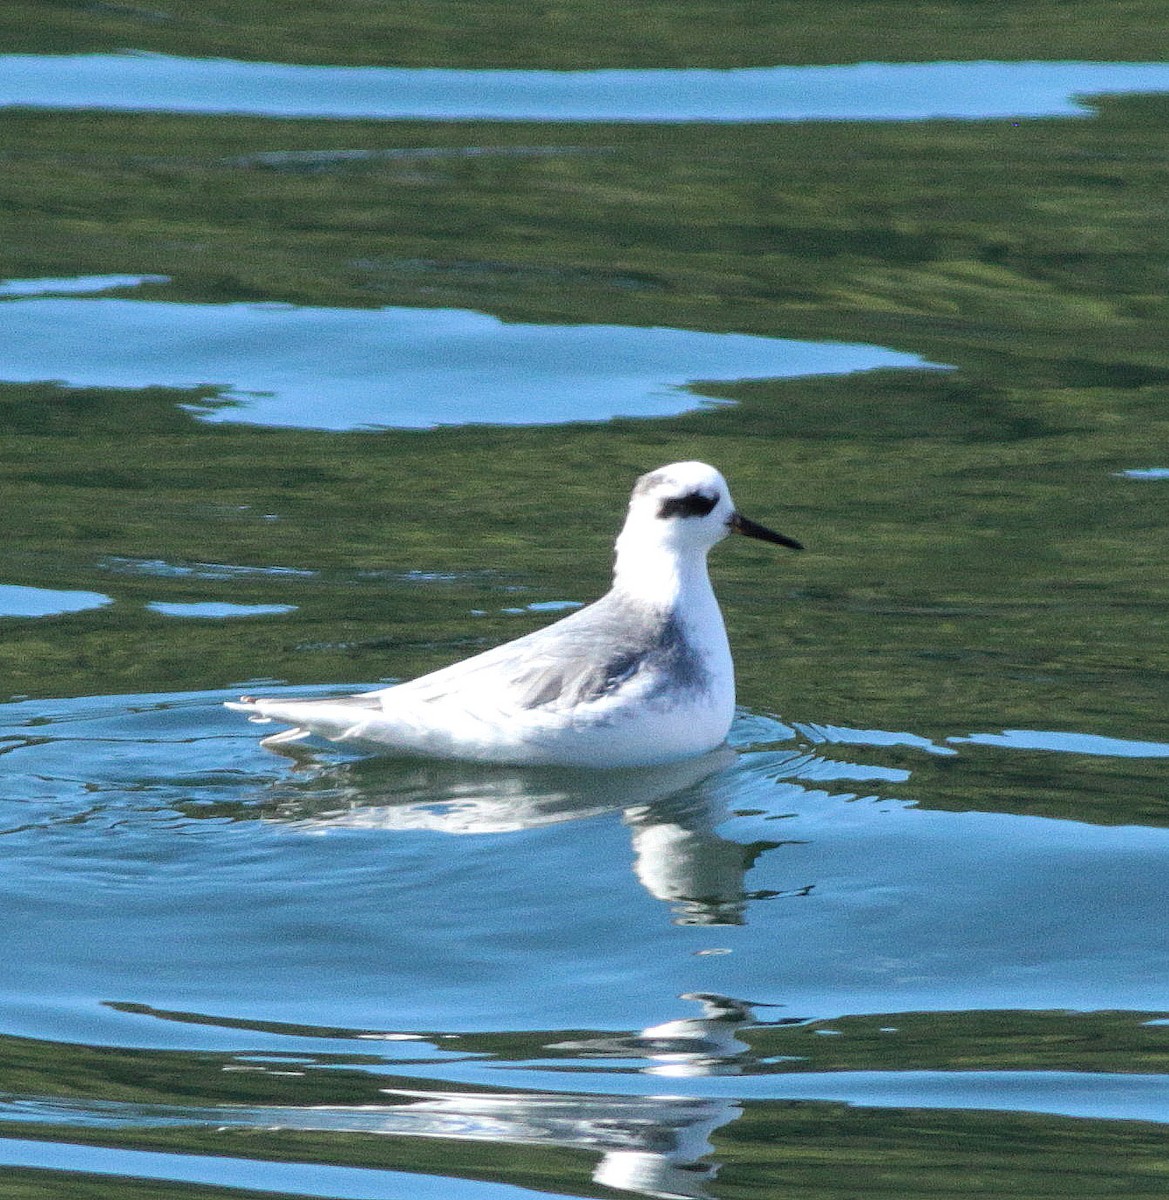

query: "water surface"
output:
2 689 1165 1038
0 583 113 617
5 19 1169 1200
146 601 298 618
5 55 1169 120
0 285 939 428
0 688 1166 1197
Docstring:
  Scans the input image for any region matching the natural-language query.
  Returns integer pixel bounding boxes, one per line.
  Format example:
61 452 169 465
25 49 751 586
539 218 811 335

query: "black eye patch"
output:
658 491 719 519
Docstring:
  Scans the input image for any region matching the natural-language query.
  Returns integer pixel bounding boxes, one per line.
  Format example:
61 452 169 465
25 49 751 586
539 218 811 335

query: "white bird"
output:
226 461 801 767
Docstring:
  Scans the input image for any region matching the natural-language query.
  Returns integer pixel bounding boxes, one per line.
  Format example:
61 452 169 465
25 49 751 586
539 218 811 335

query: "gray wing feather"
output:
387 590 689 711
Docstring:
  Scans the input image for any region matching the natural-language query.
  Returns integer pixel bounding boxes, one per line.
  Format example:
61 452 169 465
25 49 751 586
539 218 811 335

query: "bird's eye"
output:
658 491 719 519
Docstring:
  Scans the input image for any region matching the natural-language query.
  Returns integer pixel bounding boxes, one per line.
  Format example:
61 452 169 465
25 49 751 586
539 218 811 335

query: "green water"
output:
4 101 1169 763
2 5 1169 1199
1 0 1166 64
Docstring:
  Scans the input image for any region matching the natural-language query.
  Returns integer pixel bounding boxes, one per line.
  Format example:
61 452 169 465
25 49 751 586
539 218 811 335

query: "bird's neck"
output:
611 540 716 613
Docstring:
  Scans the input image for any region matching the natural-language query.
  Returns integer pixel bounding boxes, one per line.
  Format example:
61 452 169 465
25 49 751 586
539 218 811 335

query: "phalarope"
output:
227 461 800 766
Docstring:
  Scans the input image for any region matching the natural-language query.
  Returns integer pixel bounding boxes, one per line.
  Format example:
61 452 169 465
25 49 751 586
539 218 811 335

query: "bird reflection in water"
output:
63 993 788 1200
260 747 808 925
386 989 801 1199
549 990 800 1077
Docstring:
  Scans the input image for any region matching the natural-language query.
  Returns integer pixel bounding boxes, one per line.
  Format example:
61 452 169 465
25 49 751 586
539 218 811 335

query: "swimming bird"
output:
226 462 801 767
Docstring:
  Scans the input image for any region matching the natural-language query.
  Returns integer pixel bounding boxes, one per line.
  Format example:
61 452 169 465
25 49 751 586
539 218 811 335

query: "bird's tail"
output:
225 693 383 744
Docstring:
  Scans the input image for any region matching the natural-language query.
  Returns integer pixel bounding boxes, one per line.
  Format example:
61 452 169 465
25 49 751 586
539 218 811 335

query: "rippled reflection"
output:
2 687 1168 1045
5 994 1169 1199
548 992 796 1076
0 1088 738 1200
264 747 776 925
0 992 784 1199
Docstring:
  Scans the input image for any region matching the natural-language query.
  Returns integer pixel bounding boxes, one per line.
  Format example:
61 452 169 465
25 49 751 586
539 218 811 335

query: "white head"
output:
616 460 801 556
620 462 735 554
611 462 801 601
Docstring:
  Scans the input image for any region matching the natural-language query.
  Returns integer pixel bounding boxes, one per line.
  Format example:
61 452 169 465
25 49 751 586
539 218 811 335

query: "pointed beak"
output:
728 511 803 551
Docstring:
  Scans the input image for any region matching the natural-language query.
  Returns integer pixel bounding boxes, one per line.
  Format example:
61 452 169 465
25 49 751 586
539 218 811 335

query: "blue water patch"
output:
796 721 959 757
147 602 298 618
1 687 1167 1047
2 686 1169 1195
0 583 113 618
0 274 170 297
0 290 943 429
488 601 586 616
4 55 1169 121
948 729 1169 757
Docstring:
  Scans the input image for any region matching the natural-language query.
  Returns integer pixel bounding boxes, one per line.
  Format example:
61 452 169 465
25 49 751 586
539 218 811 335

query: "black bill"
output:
728 511 803 551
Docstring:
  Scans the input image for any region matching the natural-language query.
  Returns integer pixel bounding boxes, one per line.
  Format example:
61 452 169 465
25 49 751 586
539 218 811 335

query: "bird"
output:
226 461 801 767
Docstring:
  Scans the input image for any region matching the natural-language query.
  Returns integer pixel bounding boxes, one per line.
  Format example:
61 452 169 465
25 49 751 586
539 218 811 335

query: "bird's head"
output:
618 461 802 559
